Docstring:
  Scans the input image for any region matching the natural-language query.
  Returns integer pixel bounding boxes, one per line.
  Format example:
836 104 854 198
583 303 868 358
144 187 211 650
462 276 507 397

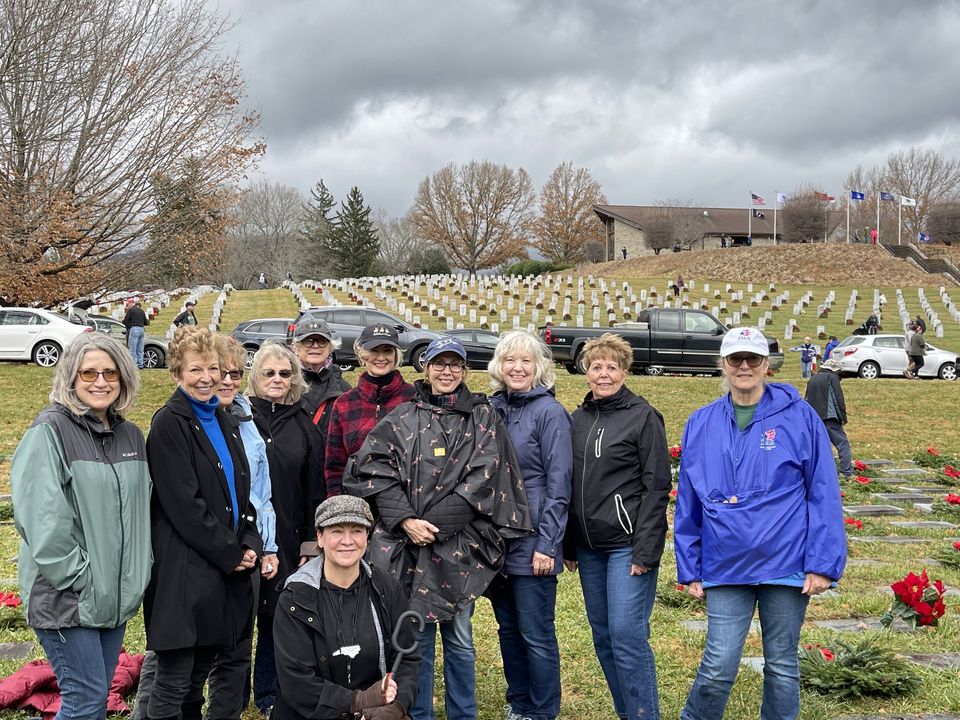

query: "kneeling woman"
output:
274 496 419 720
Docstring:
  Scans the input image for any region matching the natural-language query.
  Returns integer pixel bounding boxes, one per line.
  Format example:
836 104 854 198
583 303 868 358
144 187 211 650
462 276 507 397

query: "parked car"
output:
287 306 442 371
0 308 93 367
83 315 169 369
230 317 295 367
445 328 500 369
540 308 784 375
829 334 958 380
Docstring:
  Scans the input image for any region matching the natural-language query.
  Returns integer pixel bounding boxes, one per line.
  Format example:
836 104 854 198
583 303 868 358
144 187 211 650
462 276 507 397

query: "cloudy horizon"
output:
214 0 960 216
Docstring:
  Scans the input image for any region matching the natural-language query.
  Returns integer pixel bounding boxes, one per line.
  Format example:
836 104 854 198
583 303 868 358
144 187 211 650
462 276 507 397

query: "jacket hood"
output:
302 365 348 402
724 382 801 419
413 379 488 412
579 384 646 413
490 384 554 408
249 394 308 420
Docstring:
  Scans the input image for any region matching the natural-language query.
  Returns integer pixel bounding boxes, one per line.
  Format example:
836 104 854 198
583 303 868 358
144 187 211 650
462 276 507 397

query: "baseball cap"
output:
720 327 769 358
294 318 334 342
314 495 374 529
424 335 467 363
359 323 401 350
185 301 196 308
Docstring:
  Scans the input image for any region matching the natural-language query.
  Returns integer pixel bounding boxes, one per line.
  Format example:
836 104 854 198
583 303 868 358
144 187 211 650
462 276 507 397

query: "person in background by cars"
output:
258 272 266 289
804 361 852 477
865 312 880 335
906 323 927 379
293 319 351 453
173 301 198 328
789 336 818 379
822 335 840 362
122 297 148 369
324 323 415 498
914 314 927 333
563 333 671 720
12 333 151 720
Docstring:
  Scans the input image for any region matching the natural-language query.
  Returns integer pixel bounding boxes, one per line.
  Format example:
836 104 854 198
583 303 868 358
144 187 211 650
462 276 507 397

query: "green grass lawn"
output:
1 282 960 719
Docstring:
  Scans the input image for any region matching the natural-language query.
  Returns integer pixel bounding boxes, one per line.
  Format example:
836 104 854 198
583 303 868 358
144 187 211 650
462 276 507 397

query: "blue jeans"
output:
824 419 853 476
128 326 145 368
35 624 127 720
681 585 809 720
576 546 660 720
491 575 561 720
411 604 476 720
799 359 812 378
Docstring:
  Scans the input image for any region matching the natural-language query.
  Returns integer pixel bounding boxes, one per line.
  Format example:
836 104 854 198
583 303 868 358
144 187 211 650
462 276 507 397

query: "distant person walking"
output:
122 298 148 369
258 272 266 289
789 337 818 379
172 301 198 328
621 247 627 260
906 324 927 379
674 274 685 297
805 362 853 477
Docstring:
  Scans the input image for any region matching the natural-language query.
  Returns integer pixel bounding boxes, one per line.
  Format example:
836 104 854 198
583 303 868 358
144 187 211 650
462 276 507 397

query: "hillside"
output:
585 244 943 285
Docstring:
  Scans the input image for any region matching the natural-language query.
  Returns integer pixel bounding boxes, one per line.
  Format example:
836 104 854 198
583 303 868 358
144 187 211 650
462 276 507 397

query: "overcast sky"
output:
214 0 960 216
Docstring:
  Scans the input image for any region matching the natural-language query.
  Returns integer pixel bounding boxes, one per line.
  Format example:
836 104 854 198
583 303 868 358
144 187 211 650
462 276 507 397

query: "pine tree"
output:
324 186 380 277
301 180 337 277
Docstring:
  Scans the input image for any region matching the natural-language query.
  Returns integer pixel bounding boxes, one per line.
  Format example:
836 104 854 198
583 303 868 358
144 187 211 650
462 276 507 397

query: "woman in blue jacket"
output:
488 329 573 720
674 327 847 720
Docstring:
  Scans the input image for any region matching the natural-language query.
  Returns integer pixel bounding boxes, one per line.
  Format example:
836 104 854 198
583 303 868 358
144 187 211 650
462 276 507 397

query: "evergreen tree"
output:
324 186 380 277
301 180 337 277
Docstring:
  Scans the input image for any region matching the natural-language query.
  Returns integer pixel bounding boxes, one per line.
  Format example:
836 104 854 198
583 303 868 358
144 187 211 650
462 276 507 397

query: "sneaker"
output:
504 706 523 720
903 369 913 379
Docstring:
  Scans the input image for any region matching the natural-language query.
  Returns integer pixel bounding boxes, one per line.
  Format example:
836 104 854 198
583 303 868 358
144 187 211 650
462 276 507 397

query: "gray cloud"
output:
215 0 960 214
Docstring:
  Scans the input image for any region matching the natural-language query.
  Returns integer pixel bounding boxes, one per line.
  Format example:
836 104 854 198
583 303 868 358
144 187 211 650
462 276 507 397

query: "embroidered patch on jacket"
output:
760 428 777 451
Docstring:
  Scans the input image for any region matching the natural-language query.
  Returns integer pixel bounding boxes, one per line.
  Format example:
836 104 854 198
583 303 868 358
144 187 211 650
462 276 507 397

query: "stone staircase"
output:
882 243 960 285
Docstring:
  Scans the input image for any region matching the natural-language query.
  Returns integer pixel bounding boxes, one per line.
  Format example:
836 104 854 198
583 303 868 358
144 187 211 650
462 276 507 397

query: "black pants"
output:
910 354 924 374
148 647 219 720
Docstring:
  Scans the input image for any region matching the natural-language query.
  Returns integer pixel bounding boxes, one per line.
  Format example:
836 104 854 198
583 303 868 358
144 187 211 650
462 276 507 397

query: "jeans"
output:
128 326 145 368
130 651 156 720
253 613 277 713
411 604 476 720
824 419 853 476
681 585 809 720
35 624 127 720
576 546 660 720
799 359 812 379
491 575 561 720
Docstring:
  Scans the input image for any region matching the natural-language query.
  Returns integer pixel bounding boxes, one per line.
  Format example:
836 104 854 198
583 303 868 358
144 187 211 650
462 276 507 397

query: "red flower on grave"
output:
844 517 863 530
819 647 835 661
854 459 868 471
945 466 960 479
927 446 940 457
0 591 21 608
945 493 960 505
953 541 960 552
669 445 682 460
854 475 871 485
840 491 847 498
669 489 678 498
676 584 685 592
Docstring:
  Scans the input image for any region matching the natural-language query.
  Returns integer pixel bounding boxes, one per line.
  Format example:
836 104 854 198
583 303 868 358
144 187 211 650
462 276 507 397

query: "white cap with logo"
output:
720 327 769 358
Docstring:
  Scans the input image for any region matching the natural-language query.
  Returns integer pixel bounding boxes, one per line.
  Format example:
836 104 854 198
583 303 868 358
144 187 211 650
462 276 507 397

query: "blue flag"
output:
880 191 896 201
851 191 864 200
919 232 930 243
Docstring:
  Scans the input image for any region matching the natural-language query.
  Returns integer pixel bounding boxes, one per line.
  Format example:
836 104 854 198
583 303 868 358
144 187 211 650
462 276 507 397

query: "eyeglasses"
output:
725 353 765 368
428 360 465 373
77 368 120 382
262 369 293 379
223 369 243 381
299 337 329 348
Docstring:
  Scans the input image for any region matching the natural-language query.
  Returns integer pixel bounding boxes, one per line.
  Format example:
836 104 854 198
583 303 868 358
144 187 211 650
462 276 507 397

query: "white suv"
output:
830 333 958 380
0 308 93 367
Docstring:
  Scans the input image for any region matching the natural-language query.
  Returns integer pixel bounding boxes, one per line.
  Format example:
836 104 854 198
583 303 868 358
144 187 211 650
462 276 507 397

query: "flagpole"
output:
846 191 850 244
773 192 778 245
898 198 902 246
747 193 752 241
876 191 881 245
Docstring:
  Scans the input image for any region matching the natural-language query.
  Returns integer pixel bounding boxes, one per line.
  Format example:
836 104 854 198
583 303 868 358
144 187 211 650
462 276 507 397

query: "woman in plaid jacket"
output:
324 323 416 497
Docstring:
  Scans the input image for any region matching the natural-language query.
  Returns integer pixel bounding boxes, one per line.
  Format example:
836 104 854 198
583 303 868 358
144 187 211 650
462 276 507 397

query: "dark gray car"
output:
230 317 295 367
84 315 169 369
290 306 442 371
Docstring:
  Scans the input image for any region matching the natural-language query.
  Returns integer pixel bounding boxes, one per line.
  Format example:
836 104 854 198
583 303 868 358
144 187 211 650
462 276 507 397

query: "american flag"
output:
751 193 766 206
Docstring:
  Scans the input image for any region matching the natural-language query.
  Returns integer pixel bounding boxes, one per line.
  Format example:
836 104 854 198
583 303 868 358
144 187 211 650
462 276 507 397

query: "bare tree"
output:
224 181 305 287
412 160 534 273
656 199 708 249
531 161 606 263
0 0 263 304
781 187 828 243
645 213 674 255
374 208 421 272
885 147 960 240
926 202 960 246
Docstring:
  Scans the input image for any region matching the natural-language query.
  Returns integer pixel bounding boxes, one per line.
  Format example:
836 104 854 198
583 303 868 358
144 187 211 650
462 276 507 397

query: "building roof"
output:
594 204 846 238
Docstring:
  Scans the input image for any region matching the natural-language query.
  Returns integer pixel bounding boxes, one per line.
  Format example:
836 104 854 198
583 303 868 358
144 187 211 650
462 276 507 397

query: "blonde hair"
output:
580 333 632 372
50 333 140 417
215 335 247 372
488 329 555 391
247 341 307 403
353 337 402 371
168 326 219 378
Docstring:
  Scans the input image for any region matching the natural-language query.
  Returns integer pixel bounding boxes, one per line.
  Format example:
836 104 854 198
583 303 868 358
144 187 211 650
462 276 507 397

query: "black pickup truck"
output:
540 308 784 375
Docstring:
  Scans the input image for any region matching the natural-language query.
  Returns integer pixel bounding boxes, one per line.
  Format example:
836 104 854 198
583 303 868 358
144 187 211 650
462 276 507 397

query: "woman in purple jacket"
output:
488 330 573 720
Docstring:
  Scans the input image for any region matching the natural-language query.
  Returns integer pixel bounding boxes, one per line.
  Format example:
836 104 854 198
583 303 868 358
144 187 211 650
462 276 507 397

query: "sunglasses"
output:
428 360 465 373
725 353 765 368
300 337 329 347
222 369 243 381
262 368 293 379
77 368 120 382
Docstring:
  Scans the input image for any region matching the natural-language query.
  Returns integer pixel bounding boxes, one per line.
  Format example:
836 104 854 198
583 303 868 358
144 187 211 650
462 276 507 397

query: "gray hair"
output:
247 341 308 403
488 329 556 391
50 333 140 417
353 338 402 370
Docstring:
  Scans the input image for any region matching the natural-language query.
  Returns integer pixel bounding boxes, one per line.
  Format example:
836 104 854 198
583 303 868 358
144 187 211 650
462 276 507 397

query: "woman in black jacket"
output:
274 495 419 720
247 341 324 715
563 333 671 720
145 327 262 720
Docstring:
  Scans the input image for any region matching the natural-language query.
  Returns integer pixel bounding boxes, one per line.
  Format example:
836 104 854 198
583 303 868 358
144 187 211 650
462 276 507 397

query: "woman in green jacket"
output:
12 332 152 720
